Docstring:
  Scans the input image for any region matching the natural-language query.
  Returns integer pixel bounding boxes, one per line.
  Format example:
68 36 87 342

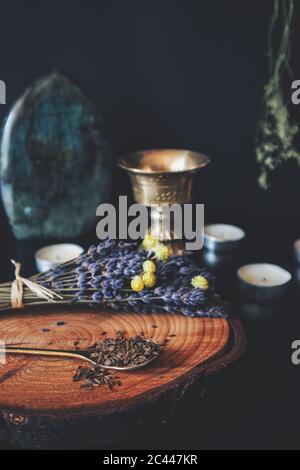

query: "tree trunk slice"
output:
0 307 246 448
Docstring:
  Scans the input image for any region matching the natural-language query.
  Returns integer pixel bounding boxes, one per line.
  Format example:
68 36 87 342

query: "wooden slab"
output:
0 307 246 448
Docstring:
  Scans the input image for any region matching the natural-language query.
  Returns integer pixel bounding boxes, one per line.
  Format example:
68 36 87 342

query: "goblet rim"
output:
117 148 210 175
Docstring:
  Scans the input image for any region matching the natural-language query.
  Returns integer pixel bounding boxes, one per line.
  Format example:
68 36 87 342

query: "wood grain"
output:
0 307 245 448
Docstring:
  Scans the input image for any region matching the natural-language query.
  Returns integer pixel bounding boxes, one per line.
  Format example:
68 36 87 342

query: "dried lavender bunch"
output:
0 238 229 318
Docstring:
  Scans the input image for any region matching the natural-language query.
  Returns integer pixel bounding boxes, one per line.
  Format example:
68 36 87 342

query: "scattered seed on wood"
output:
73 366 121 390
55 321 65 326
42 328 50 332
152 325 158 329
0 366 25 384
115 330 126 338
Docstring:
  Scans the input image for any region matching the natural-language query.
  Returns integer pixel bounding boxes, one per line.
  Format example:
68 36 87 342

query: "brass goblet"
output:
118 149 210 250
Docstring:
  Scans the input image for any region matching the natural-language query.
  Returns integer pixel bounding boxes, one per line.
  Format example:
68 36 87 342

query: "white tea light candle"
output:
204 224 245 252
294 239 300 263
238 263 291 300
35 244 84 272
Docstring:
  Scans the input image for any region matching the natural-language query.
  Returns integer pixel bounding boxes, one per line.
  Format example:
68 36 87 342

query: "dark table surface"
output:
0 206 299 450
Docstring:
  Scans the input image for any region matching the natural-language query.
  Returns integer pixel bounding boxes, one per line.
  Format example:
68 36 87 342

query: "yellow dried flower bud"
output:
142 272 156 288
142 234 159 250
191 275 209 290
142 260 156 274
131 275 145 292
153 243 170 261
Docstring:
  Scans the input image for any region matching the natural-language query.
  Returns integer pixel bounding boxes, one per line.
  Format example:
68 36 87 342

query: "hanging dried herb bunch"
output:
256 0 300 189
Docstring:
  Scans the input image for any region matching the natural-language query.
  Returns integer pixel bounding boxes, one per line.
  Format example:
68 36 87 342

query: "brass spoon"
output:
0 340 160 371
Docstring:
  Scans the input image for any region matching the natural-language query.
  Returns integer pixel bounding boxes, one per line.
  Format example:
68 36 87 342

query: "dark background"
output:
0 0 300 217
0 0 300 451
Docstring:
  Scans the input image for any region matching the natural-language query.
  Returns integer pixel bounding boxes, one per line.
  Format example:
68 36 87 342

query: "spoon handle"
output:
0 346 90 363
